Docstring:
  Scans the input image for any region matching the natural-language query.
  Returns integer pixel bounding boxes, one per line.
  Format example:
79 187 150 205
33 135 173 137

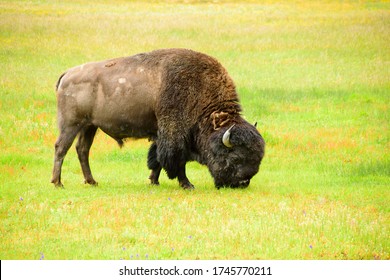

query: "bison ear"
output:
254 122 257 128
211 111 230 130
222 124 235 148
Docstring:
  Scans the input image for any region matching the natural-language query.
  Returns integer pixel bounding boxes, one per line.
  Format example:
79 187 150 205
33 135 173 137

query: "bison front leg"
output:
156 139 195 190
147 142 162 185
76 125 98 185
177 164 194 190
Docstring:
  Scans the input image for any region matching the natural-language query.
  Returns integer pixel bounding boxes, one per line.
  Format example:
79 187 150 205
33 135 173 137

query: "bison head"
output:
206 122 265 188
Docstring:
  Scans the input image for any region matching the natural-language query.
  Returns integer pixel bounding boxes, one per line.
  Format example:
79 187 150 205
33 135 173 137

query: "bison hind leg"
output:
51 124 84 187
76 125 98 185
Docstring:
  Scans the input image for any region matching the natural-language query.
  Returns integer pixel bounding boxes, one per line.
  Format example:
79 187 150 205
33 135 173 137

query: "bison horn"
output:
222 124 235 148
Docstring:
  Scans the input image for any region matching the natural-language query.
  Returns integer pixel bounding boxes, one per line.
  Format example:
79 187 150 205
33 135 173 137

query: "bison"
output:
51 48 265 189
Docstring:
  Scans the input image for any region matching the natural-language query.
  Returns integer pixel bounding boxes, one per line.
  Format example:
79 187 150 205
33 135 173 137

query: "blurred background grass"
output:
0 0 389 259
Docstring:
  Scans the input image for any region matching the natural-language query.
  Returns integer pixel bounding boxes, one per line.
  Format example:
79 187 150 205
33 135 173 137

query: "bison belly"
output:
92 74 159 140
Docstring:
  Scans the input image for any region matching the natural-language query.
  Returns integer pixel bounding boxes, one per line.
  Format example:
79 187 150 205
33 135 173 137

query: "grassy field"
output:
0 0 389 260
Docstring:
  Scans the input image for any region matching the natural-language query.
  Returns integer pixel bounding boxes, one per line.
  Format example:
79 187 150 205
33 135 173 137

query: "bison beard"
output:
51 48 265 189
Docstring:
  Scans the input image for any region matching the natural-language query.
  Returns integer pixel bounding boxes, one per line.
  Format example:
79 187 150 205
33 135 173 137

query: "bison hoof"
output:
85 179 98 186
52 181 64 188
149 177 160 185
180 182 195 190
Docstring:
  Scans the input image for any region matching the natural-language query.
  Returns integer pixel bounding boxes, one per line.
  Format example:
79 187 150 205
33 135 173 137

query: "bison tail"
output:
55 72 67 91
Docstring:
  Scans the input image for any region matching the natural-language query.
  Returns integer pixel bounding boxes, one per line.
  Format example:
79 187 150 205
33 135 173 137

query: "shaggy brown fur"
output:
51 49 265 189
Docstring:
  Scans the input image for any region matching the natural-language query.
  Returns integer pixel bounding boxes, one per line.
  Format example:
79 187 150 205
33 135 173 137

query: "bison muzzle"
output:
51 48 265 190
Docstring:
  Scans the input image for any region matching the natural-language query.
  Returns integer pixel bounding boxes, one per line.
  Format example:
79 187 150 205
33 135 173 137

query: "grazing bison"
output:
51 48 265 189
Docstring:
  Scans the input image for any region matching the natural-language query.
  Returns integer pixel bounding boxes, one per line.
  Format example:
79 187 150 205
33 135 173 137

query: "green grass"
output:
0 0 389 260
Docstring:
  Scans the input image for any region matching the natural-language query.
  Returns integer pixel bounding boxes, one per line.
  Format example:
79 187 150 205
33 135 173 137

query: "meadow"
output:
0 0 389 260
